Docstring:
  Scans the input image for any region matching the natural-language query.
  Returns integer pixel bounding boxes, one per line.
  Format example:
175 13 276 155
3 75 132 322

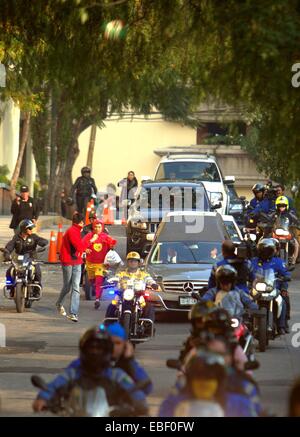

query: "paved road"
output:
0 223 299 416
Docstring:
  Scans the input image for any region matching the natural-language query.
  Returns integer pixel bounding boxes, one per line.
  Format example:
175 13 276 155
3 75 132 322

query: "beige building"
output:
74 113 266 200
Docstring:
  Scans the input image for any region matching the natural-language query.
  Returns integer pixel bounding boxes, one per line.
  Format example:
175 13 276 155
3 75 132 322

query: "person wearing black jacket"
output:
70 167 98 214
4 219 48 287
9 185 40 234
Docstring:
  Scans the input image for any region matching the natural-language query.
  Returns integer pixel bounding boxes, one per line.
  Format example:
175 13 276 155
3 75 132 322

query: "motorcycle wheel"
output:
83 272 93 301
123 312 131 339
15 283 25 313
258 314 267 352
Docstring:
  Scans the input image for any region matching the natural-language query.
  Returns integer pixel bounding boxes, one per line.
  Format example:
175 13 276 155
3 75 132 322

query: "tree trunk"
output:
10 112 31 200
87 124 97 168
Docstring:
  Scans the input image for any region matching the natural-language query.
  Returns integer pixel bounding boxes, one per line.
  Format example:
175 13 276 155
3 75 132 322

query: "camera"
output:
264 180 277 201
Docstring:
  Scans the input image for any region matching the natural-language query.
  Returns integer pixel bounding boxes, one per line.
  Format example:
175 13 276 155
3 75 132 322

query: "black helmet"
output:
81 166 91 176
189 301 217 323
257 238 276 261
205 308 232 332
252 183 265 194
215 265 237 289
185 349 226 384
79 326 113 376
19 219 35 233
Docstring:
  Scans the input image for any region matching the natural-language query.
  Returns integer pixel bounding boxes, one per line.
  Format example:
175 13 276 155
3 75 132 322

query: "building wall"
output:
74 116 196 190
0 99 20 178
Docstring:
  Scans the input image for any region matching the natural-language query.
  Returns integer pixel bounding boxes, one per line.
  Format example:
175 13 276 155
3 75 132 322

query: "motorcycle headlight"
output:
275 229 289 236
255 282 267 292
131 221 148 230
123 288 135 301
134 280 145 291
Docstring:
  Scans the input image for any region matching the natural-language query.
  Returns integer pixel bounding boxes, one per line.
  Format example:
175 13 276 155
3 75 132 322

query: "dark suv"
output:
126 180 217 255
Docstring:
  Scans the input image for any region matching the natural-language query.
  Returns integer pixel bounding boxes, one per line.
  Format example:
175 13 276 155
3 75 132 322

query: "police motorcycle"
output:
250 269 285 352
103 276 155 344
31 375 147 417
2 247 45 313
272 215 295 266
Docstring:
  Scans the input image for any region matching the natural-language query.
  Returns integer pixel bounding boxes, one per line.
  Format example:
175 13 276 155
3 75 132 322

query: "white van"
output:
151 154 235 215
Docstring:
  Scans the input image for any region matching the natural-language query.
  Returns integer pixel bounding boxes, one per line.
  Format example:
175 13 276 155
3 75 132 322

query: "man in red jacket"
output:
56 213 97 322
83 219 117 309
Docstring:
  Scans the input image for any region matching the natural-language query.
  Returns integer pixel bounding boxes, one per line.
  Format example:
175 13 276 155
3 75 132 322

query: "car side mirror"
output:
211 202 222 210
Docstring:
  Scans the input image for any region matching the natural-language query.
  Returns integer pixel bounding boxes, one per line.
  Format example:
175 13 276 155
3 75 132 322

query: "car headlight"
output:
210 192 223 203
131 221 148 230
123 288 135 301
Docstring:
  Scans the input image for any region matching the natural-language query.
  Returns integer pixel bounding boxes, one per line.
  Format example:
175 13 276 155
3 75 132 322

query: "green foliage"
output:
0 164 10 184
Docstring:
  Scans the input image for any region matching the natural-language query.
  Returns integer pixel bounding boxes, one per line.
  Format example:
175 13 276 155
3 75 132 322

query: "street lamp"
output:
0 63 6 87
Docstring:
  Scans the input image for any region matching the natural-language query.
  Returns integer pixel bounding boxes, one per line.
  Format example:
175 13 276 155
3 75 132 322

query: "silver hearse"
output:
145 211 230 316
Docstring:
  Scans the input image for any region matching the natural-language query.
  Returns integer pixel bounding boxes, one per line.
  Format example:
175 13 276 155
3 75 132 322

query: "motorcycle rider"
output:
269 195 300 265
105 251 158 326
251 238 290 335
247 183 273 218
106 322 153 396
274 184 296 212
160 350 227 417
202 265 258 320
83 219 117 309
70 167 98 215
32 325 147 414
4 219 48 293
208 240 253 294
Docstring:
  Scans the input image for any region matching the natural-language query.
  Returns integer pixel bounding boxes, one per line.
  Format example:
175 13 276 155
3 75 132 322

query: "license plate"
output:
179 296 197 306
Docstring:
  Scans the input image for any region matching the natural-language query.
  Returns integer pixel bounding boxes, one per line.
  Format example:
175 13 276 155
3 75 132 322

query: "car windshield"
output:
155 162 221 182
149 241 222 264
136 186 209 211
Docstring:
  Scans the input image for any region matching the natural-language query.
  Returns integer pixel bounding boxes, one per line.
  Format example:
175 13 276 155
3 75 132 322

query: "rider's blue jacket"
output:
251 256 291 291
208 256 253 294
37 358 146 403
248 197 273 216
159 370 262 417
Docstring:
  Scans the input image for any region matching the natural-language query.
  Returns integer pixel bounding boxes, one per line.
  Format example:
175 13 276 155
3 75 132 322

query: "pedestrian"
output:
70 167 98 215
83 219 117 309
9 185 40 234
118 171 138 219
56 212 97 322
60 189 67 219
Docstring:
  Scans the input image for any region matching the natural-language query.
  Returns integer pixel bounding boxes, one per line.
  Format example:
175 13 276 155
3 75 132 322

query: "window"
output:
149 241 222 264
155 162 221 182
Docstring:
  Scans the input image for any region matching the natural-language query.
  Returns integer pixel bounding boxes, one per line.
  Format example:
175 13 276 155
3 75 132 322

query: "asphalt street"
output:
0 224 299 416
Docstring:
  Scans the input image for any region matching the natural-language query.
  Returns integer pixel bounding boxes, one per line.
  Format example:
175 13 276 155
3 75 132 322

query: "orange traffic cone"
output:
85 201 92 225
57 223 63 254
102 202 109 224
48 231 58 263
107 206 115 225
121 216 127 226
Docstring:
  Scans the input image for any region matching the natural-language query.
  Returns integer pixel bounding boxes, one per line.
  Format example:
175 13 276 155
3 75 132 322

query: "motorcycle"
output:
231 317 259 369
103 277 155 344
250 269 285 351
272 215 295 266
31 375 147 417
2 248 45 313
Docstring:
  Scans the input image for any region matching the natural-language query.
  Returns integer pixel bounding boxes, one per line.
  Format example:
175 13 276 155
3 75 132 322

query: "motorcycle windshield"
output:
275 215 290 231
14 253 31 266
66 385 110 417
255 268 276 287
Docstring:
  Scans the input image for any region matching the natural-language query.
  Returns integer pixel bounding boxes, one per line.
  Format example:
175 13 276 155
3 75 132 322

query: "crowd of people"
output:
3 170 300 417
